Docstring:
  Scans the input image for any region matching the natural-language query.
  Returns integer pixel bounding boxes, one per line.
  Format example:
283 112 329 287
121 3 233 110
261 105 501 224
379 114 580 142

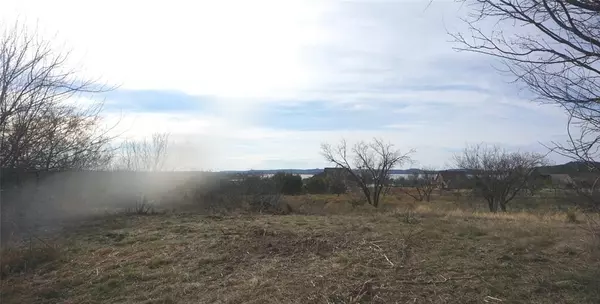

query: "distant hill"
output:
218 168 424 175
219 169 324 175
217 161 600 176
535 161 600 175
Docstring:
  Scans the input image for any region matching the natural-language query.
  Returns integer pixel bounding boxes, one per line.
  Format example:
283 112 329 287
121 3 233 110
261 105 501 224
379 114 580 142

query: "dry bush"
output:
400 170 437 202
0 240 60 278
584 215 600 250
246 193 292 215
186 175 293 215
186 177 243 213
565 208 580 223
390 208 420 224
124 195 159 215
284 195 331 215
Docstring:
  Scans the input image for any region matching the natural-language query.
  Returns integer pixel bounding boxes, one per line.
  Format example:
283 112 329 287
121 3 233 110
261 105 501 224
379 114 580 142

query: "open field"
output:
2 196 599 304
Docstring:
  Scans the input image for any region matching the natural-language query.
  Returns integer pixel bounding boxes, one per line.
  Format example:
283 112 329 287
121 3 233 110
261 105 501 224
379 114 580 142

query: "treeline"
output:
221 172 347 196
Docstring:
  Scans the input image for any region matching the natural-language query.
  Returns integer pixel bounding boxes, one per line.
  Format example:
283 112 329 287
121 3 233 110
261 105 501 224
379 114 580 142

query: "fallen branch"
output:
382 253 394 267
369 242 395 267
393 275 475 285
484 295 504 302
350 279 374 303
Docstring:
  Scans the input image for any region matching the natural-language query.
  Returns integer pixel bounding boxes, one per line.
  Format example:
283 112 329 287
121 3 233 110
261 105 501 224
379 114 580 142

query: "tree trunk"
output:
362 187 373 206
499 201 507 212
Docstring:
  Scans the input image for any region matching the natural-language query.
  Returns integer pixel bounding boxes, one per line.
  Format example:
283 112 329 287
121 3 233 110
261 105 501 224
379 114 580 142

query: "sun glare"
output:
1 0 331 98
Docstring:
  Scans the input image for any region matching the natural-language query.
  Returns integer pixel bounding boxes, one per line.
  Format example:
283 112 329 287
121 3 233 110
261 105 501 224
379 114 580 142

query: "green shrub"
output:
305 176 328 194
328 178 347 195
272 172 303 195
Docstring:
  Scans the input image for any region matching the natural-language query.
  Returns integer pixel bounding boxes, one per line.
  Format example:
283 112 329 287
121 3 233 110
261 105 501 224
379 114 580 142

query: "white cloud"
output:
98 107 569 170
0 0 472 100
1 0 575 169
1 0 334 98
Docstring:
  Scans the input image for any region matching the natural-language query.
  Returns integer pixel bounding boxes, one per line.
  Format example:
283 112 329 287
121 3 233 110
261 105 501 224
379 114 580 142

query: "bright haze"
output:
2 0 570 170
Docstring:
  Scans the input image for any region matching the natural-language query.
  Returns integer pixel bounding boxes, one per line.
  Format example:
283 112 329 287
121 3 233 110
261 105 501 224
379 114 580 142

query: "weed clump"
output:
125 195 159 215
1 240 60 278
566 208 580 223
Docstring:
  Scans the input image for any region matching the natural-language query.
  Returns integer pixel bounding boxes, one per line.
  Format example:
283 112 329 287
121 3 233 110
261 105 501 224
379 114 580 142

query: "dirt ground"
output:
2 203 599 304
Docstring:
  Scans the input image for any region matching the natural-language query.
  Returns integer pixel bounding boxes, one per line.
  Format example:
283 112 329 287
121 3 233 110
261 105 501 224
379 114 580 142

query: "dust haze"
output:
0 140 216 244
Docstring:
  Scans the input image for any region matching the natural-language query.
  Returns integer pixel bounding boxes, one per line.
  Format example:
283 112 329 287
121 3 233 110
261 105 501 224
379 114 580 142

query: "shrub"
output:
247 193 291 214
189 174 294 214
192 177 246 212
126 195 158 215
585 215 600 248
349 197 366 209
241 175 273 194
328 178 347 196
243 174 293 213
1 239 60 278
272 172 303 195
565 208 579 223
305 176 328 194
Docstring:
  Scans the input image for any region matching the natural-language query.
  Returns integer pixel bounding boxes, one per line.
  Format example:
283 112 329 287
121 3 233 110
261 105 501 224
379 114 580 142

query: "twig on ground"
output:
393 275 475 285
369 242 395 267
350 279 373 304
383 253 395 267
483 295 504 302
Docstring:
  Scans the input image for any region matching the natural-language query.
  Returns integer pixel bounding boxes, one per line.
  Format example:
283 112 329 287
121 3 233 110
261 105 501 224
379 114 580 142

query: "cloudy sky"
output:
2 0 571 170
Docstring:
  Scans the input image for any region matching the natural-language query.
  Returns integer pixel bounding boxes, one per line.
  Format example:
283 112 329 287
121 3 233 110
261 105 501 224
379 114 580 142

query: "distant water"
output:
262 174 315 179
262 173 416 180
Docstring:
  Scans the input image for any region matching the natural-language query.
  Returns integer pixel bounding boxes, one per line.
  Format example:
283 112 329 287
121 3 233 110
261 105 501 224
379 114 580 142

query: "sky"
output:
2 0 573 170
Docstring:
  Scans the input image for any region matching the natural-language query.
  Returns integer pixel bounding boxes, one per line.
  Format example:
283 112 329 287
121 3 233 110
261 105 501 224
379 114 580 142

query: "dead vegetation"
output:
1 198 599 304
0 238 61 279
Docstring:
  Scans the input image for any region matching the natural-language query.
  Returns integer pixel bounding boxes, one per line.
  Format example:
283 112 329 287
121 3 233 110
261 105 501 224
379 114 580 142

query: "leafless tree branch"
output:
401 168 437 202
0 22 116 173
321 138 414 207
112 133 170 172
454 143 549 212
452 0 600 207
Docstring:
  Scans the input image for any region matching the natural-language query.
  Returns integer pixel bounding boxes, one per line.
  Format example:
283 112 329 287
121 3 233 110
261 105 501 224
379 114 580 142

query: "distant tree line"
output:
227 172 347 196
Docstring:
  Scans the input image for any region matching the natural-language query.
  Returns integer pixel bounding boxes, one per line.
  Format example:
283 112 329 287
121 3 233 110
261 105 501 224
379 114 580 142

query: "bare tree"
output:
451 1 600 170
454 144 549 212
321 138 413 207
0 22 114 172
402 168 437 202
0 22 116 248
114 133 170 171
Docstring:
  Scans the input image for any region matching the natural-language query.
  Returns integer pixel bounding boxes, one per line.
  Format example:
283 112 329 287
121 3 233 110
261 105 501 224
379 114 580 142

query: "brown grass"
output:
1 241 61 279
1 194 599 304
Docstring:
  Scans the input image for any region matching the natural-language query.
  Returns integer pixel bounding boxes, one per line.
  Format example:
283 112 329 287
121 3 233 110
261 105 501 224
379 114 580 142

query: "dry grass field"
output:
1 192 599 304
